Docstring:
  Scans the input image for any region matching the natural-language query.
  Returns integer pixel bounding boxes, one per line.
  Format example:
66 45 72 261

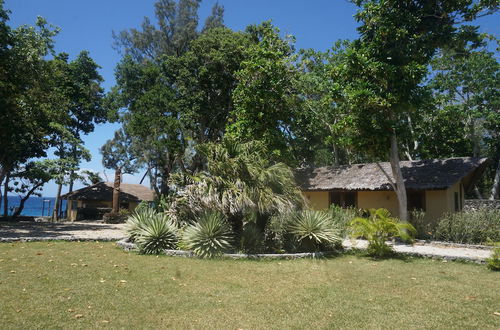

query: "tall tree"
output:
0 5 59 193
335 0 499 220
109 0 227 195
227 22 299 163
100 129 139 213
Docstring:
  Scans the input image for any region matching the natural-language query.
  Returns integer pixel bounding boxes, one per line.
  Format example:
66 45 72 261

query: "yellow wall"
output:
357 190 399 217
303 186 463 223
302 191 330 209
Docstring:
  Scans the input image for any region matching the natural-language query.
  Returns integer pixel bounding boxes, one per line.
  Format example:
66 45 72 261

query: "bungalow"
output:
61 182 155 221
296 157 488 222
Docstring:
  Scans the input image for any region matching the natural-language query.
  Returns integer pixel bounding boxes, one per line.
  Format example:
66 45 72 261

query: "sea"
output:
0 196 67 217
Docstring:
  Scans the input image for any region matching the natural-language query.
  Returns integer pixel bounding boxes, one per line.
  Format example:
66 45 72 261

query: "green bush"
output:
125 207 178 254
349 208 416 258
288 210 341 252
325 205 360 237
240 222 264 253
486 245 500 271
181 211 233 258
434 209 500 244
135 213 178 255
103 210 129 224
125 207 158 241
409 210 435 240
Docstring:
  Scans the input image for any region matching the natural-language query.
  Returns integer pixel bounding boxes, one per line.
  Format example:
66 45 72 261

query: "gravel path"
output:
0 222 493 262
0 221 126 242
343 239 493 262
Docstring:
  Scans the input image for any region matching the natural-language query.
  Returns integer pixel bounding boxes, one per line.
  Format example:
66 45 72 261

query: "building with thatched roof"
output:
61 182 155 221
296 157 488 222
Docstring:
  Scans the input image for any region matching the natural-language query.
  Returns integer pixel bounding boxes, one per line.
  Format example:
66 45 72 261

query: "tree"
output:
334 0 499 221
427 45 499 198
227 22 299 163
0 5 60 196
47 51 105 220
100 129 139 213
168 139 304 237
109 0 227 196
10 160 59 217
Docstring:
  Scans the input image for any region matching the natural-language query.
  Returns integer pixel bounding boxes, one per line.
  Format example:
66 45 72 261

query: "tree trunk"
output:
52 183 63 221
489 158 500 200
112 168 121 213
13 184 44 218
3 172 9 217
389 134 408 222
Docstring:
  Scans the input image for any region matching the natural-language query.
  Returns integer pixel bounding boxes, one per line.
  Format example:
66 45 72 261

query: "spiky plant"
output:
125 206 158 241
181 211 233 258
135 213 178 255
350 208 416 258
288 210 341 251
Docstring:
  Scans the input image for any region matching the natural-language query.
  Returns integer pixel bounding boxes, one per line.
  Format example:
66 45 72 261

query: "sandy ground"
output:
0 221 126 241
0 222 493 261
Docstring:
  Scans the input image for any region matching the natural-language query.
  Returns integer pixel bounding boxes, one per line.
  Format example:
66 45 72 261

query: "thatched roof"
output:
61 182 155 202
296 157 488 192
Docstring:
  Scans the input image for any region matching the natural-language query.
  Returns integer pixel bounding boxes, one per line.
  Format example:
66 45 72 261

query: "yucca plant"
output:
288 210 341 252
181 211 233 258
125 206 158 241
349 208 416 258
135 213 178 255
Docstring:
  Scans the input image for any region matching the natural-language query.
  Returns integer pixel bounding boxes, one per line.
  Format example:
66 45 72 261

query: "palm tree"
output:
170 139 304 236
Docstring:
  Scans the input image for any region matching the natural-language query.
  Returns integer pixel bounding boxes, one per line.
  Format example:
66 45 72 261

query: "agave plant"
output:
125 206 158 241
288 210 341 252
181 211 233 258
349 208 416 257
135 213 178 255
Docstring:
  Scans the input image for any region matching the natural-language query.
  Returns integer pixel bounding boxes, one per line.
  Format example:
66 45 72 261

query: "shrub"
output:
349 208 416 258
240 222 264 253
486 245 500 271
434 209 500 244
409 210 435 240
125 207 178 254
325 205 360 237
135 213 178 255
181 211 233 258
125 207 158 241
103 210 129 224
288 210 341 252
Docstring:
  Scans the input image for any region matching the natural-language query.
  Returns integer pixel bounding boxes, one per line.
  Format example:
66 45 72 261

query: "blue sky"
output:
4 0 499 196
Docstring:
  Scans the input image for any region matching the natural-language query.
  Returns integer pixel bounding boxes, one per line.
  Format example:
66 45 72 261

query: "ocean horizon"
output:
0 196 67 217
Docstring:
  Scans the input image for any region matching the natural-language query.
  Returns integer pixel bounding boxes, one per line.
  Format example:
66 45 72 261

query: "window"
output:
407 191 425 211
454 192 459 212
329 191 357 208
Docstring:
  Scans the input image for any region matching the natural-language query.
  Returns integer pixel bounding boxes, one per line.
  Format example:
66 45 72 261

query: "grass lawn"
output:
0 242 498 329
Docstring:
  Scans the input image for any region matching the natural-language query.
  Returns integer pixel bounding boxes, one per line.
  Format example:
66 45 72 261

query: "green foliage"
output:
168 139 304 236
126 207 159 241
288 210 341 252
350 208 416 258
135 213 178 255
125 206 178 254
240 222 264 253
103 211 129 224
227 21 299 162
325 205 360 237
486 245 500 271
181 211 233 258
434 209 500 244
408 209 434 240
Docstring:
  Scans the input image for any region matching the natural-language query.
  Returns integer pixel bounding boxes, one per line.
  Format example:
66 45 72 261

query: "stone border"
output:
0 236 125 243
117 239 490 263
116 239 337 259
413 240 494 250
